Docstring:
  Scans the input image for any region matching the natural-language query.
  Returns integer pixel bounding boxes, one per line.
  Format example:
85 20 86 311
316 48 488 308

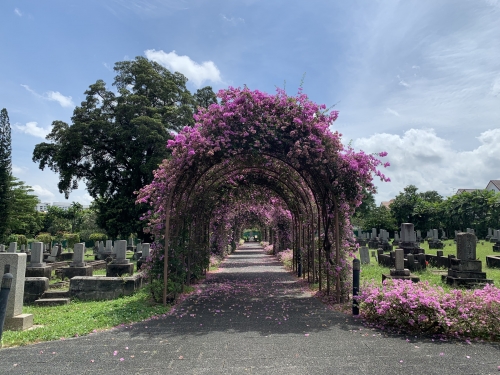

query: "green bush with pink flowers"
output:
356 279 500 341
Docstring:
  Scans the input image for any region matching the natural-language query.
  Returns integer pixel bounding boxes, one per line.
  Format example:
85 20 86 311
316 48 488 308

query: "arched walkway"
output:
137 87 390 305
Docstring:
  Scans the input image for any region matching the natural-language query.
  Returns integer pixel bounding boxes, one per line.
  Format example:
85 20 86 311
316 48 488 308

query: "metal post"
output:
352 259 360 315
0 264 14 346
297 251 302 277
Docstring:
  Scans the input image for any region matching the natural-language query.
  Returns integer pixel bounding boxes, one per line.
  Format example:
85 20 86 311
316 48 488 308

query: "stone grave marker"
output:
8 242 17 253
0 253 34 330
359 246 370 264
106 240 134 277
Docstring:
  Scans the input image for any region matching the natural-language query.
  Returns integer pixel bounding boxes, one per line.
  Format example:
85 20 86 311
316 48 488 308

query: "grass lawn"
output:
1 289 171 348
359 239 500 289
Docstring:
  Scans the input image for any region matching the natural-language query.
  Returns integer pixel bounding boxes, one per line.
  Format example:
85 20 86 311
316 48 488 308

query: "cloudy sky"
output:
1 0 499 205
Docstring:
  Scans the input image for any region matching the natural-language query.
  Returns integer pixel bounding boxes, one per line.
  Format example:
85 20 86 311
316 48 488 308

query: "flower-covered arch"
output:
137 87 389 305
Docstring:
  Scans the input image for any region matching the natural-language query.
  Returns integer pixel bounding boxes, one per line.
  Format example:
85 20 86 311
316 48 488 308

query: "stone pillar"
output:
433 229 439 240
400 223 415 242
394 248 404 270
8 242 17 253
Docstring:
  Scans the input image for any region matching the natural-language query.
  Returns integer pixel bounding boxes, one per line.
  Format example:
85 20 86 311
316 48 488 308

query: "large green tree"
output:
6 177 42 237
0 108 12 242
33 57 214 238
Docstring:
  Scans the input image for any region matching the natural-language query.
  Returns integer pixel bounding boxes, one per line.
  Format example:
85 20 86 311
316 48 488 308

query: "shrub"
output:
64 233 80 249
356 279 500 341
277 248 293 270
6 234 27 246
89 233 107 242
35 232 53 244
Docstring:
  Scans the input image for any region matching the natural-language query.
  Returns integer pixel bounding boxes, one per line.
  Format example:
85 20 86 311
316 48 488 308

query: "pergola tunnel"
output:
136 87 389 306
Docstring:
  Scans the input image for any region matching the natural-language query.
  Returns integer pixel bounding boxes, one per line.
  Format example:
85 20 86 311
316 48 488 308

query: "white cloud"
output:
353 128 500 203
385 108 400 117
21 84 74 108
220 14 245 25
14 8 22 16
12 165 28 175
31 185 55 200
145 49 222 87
16 121 51 138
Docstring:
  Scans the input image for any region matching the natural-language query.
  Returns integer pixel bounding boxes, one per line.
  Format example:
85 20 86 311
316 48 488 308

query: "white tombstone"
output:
112 240 129 264
71 243 86 267
8 242 17 253
0 253 33 330
30 242 46 267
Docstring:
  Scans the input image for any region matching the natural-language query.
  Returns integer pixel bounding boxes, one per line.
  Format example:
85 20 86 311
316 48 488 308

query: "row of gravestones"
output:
358 223 494 287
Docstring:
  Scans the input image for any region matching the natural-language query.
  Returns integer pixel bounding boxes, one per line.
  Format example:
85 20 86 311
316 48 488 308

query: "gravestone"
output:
359 246 370 265
0 253 34 330
428 228 444 249
0 244 5 252
382 248 420 282
47 245 59 262
25 242 52 278
493 230 500 252
8 242 17 253
62 243 93 279
20 244 25 253
444 232 492 287
106 240 134 277
137 243 150 270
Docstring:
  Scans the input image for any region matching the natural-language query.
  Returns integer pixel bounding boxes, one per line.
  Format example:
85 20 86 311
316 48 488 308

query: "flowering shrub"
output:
262 241 274 255
277 249 293 270
356 279 500 341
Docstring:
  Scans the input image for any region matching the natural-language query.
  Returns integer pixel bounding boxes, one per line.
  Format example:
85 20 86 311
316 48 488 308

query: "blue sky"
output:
1 0 500 205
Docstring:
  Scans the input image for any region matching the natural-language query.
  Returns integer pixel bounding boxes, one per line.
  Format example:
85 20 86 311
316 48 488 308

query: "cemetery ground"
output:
2 243 499 374
2 241 500 349
359 239 500 288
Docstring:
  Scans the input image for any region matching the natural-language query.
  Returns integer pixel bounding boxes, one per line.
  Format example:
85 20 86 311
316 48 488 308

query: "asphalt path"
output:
1 243 499 374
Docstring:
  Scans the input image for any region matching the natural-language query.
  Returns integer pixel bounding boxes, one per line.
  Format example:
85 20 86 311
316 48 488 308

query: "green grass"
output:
360 239 500 288
1 289 171 348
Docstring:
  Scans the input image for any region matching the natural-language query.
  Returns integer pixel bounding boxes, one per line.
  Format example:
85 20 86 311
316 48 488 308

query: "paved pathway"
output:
1 243 499 374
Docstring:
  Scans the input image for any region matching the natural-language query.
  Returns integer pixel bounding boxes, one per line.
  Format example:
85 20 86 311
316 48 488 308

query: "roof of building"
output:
487 180 500 190
380 199 394 208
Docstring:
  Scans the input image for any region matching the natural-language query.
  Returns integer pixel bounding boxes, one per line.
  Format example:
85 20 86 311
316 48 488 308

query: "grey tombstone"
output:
105 240 113 253
433 229 439 240
394 232 399 242
416 230 421 239
113 240 129 264
8 242 17 253
0 244 5 252
98 241 105 254
395 248 405 270
30 242 46 267
47 245 59 262
488 228 493 237
20 244 25 253
142 243 150 259
359 246 370 265
371 228 377 238
400 223 416 243
456 233 476 261
71 243 86 267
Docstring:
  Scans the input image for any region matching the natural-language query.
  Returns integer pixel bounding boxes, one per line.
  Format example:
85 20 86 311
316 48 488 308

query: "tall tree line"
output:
0 108 12 243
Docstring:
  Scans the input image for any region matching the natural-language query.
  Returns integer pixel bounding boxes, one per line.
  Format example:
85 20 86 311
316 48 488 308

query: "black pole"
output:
0 264 14 346
352 259 360 315
297 251 302 277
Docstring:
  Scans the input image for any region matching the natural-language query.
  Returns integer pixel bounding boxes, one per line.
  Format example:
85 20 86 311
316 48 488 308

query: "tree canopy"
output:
0 108 12 242
32 57 216 239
